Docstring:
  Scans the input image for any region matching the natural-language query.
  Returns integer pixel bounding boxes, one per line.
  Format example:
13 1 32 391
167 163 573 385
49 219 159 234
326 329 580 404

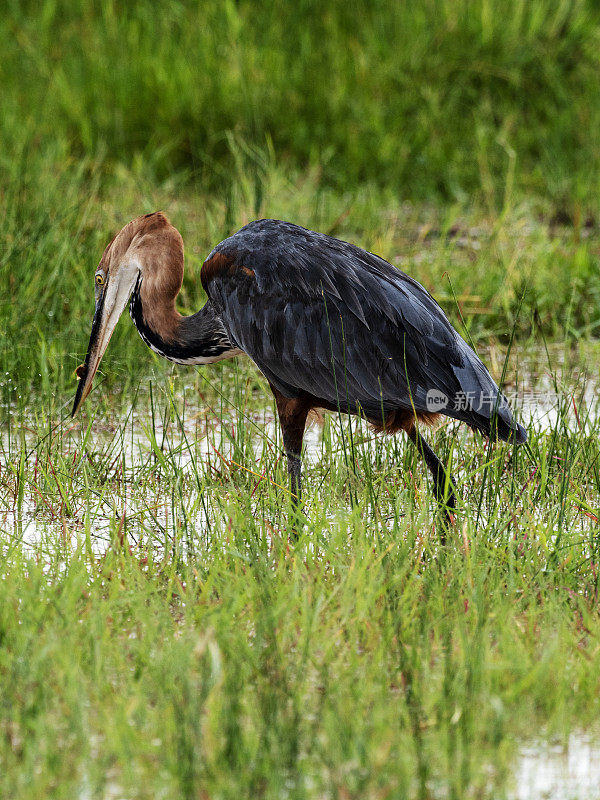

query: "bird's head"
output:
72 212 183 416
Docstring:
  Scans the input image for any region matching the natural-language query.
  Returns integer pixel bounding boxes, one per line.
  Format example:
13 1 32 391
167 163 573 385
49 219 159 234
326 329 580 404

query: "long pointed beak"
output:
72 266 139 416
72 289 108 416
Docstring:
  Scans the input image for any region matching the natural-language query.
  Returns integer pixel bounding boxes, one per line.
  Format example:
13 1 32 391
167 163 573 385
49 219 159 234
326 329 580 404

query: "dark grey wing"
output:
203 220 525 441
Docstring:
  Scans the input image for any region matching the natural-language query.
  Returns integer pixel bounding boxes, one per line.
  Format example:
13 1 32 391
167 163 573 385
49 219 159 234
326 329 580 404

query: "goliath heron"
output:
72 213 526 524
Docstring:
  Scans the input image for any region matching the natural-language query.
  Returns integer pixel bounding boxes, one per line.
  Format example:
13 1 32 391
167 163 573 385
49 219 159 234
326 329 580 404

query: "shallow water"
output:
511 732 600 800
75 731 600 799
1 368 599 557
2 340 599 560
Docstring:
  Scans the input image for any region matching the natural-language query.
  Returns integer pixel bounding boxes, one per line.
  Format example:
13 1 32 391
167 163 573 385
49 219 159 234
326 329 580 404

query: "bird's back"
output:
202 220 525 443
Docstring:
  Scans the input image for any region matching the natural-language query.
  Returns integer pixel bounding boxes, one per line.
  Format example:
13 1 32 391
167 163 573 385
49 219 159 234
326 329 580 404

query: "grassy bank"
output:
2 0 600 209
1 148 600 412
2 0 600 408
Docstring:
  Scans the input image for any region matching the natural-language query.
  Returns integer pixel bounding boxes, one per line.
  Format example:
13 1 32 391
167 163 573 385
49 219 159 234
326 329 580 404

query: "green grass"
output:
1 145 600 410
2 0 600 209
2 351 600 799
2 180 600 797
2 1 600 796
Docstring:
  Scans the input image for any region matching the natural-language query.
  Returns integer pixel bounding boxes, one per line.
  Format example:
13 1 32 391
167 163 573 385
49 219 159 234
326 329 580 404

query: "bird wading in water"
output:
72 213 526 528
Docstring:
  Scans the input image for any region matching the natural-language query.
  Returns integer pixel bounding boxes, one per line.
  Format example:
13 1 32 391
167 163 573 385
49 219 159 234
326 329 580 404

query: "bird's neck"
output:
129 275 239 365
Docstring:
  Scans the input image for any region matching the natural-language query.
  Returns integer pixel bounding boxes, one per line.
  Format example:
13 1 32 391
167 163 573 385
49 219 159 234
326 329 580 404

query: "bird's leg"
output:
407 426 456 538
286 451 302 507
271 387 310 530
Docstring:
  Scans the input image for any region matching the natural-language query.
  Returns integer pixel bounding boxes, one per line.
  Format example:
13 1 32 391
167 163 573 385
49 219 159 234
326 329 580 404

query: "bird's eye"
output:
95 273 105 286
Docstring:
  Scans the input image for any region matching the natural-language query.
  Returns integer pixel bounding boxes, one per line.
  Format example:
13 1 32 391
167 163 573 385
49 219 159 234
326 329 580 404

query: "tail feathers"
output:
484 406 527 444
468 386 526 444
446 399 527 444
449 349 527 444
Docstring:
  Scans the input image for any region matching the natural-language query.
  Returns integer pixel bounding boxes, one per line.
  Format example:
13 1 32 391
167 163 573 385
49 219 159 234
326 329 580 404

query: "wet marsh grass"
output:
1 154 600 796
2 2 600 794
1 157 600 800
2 343 600 798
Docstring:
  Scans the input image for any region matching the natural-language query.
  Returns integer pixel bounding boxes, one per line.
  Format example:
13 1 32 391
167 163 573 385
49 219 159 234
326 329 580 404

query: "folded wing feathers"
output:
207 221 521 437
